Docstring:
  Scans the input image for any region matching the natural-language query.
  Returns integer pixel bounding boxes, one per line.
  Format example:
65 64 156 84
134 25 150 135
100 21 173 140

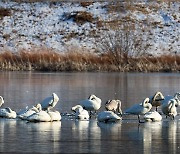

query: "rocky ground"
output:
0 0 179 56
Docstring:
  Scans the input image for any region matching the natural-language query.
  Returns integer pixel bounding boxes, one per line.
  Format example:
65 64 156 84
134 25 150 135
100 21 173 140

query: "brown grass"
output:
0 49 179 72
63 11 96 25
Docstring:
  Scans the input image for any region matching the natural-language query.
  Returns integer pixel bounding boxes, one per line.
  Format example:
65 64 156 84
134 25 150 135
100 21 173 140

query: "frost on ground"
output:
0 0 179 56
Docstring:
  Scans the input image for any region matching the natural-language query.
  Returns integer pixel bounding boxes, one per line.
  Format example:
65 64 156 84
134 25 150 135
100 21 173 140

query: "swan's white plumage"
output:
0 107 17 119
0 96 4 107
125 98 152 123
97 111 121 122
48 110 61 121
40 93 59 111
162 92 180 107
162 99 177 119
27 110 51 122
144 111 162 122
17 104 41 120
72 105 89 120
80 94 101 113
125 98 152 115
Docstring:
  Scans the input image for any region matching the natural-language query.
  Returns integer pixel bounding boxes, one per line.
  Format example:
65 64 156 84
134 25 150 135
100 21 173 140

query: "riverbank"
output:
0 49 179 72
0 0 179 72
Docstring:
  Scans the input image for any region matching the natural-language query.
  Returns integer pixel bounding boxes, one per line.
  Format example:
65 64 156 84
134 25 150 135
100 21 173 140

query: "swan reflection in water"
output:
162 121 178 154
26 121 61 153
97 121 122 133
71 120 101 153
0 119 17 151
126 120 179 153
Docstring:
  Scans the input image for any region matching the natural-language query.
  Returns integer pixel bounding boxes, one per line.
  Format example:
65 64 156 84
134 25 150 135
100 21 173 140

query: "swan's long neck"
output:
6 107 12 113
152 92 158 101
72 105 83 112
53 93 59 103
117 101 122 115
174 93 180 101
142 98 152 110
0 96 4 107
142 98 150 106
169 100 176 111
152 92 164 101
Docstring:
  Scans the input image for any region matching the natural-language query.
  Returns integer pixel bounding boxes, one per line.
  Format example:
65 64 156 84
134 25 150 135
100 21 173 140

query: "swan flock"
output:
0 91 180 123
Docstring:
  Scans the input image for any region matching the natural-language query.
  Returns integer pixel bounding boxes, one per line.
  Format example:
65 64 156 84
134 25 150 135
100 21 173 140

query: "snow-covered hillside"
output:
0 0 179 55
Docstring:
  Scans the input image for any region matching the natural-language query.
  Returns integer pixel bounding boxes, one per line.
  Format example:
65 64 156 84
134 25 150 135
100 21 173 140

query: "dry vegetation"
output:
62 11 97 25
0 48 179 72
0 8 11 19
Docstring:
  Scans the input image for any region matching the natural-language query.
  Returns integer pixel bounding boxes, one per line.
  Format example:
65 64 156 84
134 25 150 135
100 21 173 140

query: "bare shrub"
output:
80 2 94 7
96 24 148 71
62 11 96 24
0 8 11 18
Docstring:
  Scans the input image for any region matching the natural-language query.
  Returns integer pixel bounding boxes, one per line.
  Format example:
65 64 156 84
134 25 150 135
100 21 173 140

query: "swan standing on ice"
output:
97 111 121 123
71 105 89 120
105 99 122 115
125 98 152 123
162 92 180 107
80 94 101 116
149 91 164 111
0 96 4 107
144 111 162 122
0 107 17 119
40 93 59 111
162 99 177 120
17 104 42 120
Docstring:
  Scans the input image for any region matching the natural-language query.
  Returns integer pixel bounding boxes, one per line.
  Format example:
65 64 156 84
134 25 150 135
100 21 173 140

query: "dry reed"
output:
0 49 179 72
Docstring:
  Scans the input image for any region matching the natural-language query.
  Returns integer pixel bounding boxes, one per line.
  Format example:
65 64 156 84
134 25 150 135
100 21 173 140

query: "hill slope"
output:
0 0 179 56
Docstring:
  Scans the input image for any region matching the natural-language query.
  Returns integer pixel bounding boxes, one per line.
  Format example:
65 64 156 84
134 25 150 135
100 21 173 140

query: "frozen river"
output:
0 72 180 153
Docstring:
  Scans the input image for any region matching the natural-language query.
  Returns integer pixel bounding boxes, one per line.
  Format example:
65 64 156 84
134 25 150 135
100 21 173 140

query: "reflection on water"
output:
0 72 180 153
0 119 61 153
125 121 180 154
0 116 180 153
0 72 180 113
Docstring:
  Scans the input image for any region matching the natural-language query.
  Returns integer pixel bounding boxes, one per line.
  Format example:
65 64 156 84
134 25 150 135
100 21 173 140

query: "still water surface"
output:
0 72 180 153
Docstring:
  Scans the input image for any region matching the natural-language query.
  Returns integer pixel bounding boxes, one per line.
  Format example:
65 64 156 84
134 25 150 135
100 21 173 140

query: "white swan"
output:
149 91 164 111
0 96 17 119
162 92 180 107
144 111 162 122
27 110 51 122
0 107 17 119
97 111 121 123
124 98 152 123
161 99 177 120
17 104 41 120
27 104 61 122
71 105 89 120
40 93 59 111
79 94 101 115
105 99 122 115
0 96 4 107
27 110 61 122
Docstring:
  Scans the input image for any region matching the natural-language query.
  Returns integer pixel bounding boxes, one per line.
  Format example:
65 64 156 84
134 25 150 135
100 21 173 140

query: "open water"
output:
0 72 180 153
